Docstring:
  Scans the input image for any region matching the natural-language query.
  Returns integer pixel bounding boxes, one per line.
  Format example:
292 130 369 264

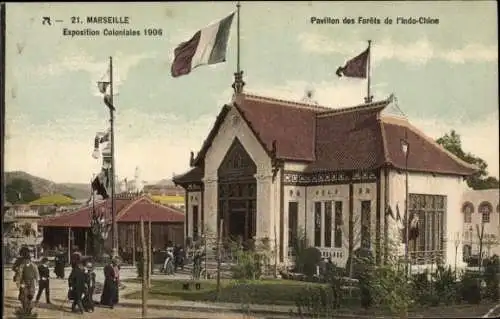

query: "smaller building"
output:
38 194 185 258
461 188 500 259
3 205 44 262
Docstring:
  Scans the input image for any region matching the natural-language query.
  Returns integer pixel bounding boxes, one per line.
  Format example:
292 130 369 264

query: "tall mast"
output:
109 56 118 258
365 40 373 103
232 1 244 95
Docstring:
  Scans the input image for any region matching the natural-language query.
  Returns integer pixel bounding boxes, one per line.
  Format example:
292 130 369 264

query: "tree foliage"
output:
5 178 40 204
436 130 499 190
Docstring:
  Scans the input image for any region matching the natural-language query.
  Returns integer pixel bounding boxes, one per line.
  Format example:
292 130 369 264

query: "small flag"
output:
91 173 109 199
92 130 110 159
97 81 110 94
408 212 420 240
104 94 115 111
171 12 235 78
386 205 395 219
97 66 115 110
396 204 402 223
336 47 369 78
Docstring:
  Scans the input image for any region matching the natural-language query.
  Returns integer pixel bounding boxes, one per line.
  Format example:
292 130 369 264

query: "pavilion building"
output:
173 92 477 268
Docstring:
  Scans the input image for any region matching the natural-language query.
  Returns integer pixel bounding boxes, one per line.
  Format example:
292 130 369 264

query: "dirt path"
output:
3 271 255 319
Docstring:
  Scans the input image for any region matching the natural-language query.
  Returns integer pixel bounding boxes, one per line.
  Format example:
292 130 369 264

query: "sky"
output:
4 1 499 184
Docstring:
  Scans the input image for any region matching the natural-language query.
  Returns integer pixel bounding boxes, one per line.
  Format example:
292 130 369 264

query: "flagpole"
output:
365 40 372 103
109 56 118 259
232 1 244 94
236 1 241 74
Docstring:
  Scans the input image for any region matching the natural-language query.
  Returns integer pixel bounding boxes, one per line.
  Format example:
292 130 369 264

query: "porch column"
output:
202 177 218 239
255 173 273 240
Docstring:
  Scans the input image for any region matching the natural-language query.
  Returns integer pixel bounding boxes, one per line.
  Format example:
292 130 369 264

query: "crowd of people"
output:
11 241 207 315
12 246 121 315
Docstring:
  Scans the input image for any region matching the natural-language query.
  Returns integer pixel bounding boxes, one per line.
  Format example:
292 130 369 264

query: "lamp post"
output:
401 138 410 278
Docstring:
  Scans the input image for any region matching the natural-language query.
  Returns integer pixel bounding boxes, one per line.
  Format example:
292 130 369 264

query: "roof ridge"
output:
377 113 391 165
144 196 185 215
382 118 478 172
116 195 147 220
317 97 392 118
242 92 330 111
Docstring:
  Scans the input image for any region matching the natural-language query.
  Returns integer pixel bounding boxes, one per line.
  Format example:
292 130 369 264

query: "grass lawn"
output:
122 278 498 318
123 278 329 306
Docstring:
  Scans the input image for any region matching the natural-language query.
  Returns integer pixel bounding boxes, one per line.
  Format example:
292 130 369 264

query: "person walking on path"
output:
68 262 86 314
35 257 51 304
100 258 120 308
16 254 40 315
83 262 96 313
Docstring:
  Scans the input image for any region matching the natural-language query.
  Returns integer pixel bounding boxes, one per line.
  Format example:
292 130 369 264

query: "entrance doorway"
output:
217 138 257 246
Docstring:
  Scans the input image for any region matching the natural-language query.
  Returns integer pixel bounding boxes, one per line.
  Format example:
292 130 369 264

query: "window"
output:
409 194 446 263
192 205 199 241
462 202 473 223
314 202 322 247
479 202 492 224
288 202 299 248
361 201 371 249
324 202 332 247
334 201 343 248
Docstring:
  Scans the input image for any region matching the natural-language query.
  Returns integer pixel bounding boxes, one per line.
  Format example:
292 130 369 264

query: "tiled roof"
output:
117 196 184 223
39 196 183 228
173 166 204 185
38 198 132 228
175 93 476 181
381 117 476 175
306 103 388 172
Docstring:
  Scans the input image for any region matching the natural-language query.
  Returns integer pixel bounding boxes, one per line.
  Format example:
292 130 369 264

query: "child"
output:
83 262 96 312
35 257 51 304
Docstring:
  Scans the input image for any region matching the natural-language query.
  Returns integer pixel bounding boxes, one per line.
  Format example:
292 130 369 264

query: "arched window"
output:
479 201 493 224
462 202 474 223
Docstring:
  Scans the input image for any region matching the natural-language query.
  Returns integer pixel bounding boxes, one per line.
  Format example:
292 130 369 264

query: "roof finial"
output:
232 1 245 96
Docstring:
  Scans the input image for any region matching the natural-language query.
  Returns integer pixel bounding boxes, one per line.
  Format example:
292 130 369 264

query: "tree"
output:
342 215 362 279
436 130 499 190
5 178 40 204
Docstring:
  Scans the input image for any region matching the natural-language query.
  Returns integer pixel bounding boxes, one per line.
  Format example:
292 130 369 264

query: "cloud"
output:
412 116 499 178
34 50 158 96
246 79 389 108
4 108 216 184
247 80 499 178
298 33 498 65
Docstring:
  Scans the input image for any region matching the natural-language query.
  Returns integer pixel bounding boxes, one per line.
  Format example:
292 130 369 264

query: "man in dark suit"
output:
83 262 96 312
68 262 86 314
35 257 51 304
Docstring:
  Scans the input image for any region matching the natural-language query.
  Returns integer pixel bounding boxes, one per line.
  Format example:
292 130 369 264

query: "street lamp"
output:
401 138 410 278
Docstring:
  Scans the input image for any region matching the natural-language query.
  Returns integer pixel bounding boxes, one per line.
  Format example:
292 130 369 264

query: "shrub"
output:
432 264 458 305
483 255 500 301
356 249 375 309
297 247 322 279
230 241 262 280
290 229 308 273
295 286 339 318
460 271 481 304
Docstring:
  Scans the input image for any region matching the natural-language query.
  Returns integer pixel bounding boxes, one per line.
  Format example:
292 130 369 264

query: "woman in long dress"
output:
100 259 119 308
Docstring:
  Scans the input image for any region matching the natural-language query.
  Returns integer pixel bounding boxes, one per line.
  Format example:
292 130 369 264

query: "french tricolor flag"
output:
171 12 235 78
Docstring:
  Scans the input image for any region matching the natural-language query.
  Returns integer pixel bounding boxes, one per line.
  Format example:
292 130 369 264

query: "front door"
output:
217 138 258 246
228 200 246 241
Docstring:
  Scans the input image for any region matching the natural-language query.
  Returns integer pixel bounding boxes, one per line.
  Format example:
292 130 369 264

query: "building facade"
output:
174 93 476 269
461 189 500 259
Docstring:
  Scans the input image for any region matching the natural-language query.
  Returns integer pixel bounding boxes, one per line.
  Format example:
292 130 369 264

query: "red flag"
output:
336 47 369 78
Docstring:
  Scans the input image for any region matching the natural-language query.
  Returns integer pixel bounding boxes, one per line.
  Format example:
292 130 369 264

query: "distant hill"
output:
5 171 91 200
155 179 175 186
